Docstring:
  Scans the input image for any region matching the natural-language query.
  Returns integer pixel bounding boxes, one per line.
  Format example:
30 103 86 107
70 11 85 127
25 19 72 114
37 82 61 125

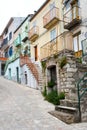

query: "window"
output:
18 34 21 43
50 28 56 42
9 47 13 57
9 32 12 41
5 51 8 58
73 32 82 52
64 1 71 13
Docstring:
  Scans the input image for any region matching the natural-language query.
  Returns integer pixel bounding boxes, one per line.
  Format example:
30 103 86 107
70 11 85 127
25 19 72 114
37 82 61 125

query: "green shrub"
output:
42 86 47 97
77 57 82 63
45 90 60 105
58 92 65 100
47 80 55 88
59 56 67 69
41 61 46 73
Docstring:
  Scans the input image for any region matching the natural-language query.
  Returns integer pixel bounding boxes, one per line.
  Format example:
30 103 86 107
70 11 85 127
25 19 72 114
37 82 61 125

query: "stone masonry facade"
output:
42 49 87 122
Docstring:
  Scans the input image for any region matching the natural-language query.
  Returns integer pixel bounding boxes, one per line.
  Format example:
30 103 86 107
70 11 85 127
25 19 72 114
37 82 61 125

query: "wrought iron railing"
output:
64 5 81 26
77 72 87 121
43 7 59 27
40 33 73 59
29 26 39 39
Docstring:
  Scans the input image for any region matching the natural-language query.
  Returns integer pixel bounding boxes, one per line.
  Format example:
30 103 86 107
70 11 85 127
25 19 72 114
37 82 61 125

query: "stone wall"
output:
81 92 87 122
42 49 87 122
58 50 78 100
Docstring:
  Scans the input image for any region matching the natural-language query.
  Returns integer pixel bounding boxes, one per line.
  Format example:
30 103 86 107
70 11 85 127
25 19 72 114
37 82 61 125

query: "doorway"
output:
47 65 57 86
1 64 5 75
25 71 27 84
16 67 19 82
9 68 11 80
34 45 38 61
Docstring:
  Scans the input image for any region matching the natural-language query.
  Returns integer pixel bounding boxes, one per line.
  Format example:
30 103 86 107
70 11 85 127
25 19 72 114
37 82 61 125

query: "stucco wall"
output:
5 58 21 82
29 0 64 61
21 64 38 89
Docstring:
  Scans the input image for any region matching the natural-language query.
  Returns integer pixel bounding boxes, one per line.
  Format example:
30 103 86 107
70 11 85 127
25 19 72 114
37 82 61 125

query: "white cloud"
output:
0 0 46 34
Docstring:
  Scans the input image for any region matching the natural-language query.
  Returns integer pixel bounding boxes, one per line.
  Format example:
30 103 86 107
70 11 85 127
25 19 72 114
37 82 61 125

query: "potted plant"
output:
47 79 55 88
59 56 67 69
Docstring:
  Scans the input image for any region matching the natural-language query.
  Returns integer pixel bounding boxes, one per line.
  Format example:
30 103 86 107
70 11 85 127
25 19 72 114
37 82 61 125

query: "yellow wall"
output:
29 0 73 60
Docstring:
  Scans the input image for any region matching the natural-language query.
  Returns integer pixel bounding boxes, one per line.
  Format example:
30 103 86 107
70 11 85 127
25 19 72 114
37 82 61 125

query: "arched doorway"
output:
47 65 57 88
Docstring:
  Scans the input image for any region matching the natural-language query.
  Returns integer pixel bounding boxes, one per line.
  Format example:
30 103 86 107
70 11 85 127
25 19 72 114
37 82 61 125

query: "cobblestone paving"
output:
0 77 87 130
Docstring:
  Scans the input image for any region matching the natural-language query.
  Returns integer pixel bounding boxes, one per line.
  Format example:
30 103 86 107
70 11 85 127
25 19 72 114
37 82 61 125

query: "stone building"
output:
28 0 87 122
0 17 25 76
0 0 87 122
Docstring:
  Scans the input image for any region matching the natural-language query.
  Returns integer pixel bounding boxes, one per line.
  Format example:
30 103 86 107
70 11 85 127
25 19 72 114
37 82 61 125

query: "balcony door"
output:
71 1 79 20
50 28 56 42
16 67 19 82
73 32 82 57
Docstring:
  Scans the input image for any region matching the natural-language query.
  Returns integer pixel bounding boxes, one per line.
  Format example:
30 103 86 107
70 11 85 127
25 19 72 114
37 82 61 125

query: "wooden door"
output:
35 45 38 61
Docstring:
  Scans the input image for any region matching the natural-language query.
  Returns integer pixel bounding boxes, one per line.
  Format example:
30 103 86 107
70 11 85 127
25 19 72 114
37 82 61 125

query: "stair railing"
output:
77 72 87 122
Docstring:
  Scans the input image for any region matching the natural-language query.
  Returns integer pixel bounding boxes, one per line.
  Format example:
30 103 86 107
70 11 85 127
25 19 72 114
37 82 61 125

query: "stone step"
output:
60 99 78 108
55 105 77 114
49 110 79 124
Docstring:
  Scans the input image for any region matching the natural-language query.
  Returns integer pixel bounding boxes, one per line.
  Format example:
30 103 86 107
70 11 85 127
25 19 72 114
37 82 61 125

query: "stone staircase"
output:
20 55 44 89
35 63 44 91
20 55 39 83
49 100 79 124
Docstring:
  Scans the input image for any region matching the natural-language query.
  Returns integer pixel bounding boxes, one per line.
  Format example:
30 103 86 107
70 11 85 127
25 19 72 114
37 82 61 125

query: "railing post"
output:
77 83 81 122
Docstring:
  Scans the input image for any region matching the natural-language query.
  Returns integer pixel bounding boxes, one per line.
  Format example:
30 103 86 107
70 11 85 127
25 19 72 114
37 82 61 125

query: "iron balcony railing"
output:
40 33 73 59
14 36 21 47
43 7 59 28
29 26 39 41
21 31 28 42
77 72 87 122
64 5 81 27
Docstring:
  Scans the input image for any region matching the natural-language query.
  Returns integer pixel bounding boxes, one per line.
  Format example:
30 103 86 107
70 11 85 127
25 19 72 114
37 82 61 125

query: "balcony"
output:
64 6 81 30
21 31 28 42
29 26 39 42
14 36 21 47
43 7 59 29
40 33 73 60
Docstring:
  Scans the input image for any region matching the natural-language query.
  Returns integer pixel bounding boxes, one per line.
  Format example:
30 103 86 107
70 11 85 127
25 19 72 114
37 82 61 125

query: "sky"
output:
0 0 46 34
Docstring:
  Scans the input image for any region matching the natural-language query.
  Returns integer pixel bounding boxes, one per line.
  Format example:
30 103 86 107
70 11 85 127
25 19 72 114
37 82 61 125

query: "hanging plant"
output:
47 79 55 88
53 54 58 59
59 56 67 69
41 61 46 73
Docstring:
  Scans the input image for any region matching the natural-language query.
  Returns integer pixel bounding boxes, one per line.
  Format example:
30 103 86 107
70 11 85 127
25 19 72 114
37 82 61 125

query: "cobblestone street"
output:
0 77 87 130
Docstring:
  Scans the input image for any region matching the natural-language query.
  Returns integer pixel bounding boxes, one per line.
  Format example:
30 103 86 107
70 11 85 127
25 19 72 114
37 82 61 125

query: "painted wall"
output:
5 58 21 82
29 0 72 61
21 16 31 56
21 64 38 88
0 62 1 76
2 17 25 57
